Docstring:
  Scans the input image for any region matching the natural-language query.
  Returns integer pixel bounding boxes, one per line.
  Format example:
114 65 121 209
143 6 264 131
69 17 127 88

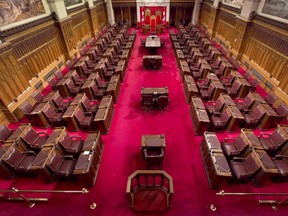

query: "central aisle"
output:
92 29 206 215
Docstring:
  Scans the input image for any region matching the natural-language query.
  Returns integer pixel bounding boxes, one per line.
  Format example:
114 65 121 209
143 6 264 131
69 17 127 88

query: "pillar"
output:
191 0 202 25
240 0 261 20
106 0 115 25
47 0 67 20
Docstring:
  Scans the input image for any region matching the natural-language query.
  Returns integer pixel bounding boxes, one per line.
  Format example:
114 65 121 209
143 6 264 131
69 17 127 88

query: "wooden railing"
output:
126 170 174 210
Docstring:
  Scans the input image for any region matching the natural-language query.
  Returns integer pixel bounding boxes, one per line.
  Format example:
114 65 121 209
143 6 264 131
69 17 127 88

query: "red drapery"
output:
140 6 166 26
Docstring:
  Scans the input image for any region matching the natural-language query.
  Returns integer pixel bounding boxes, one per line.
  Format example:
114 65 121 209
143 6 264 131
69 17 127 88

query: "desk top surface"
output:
141 134 166 148
141 87 169 95
145 36 161 47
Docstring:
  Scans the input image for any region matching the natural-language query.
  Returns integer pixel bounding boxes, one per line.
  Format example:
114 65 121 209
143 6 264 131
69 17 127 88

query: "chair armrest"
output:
231 157 245 162
259 133 271 138
23 151 36 155
62 155 75 160
274 155 288 159
223 138 236 142
243 109 252 114
37 132 49 136
206 101 215 105
71 136 82 140
213 112 222 117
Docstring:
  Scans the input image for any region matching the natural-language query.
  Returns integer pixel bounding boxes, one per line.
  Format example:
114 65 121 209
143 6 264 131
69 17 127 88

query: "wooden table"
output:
226 105 244 132
141 134 166 158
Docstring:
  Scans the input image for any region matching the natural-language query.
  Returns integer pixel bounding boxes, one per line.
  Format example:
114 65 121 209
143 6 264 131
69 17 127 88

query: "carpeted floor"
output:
1 27 288 216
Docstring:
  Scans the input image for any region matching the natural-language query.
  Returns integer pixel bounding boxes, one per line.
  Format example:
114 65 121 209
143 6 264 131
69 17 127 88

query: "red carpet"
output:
1 28 288 215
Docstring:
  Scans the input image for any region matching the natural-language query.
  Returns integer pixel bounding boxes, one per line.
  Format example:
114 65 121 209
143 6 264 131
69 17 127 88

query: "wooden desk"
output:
258 103 278 130
93 108 111 134
141 134 166 158
143 55 162 69
141 87 169 98
200 132 223 164
252 149 279 186
183 75 198 104
205 152 232 189
241 129 264 150
106 79 120 103
81 80 97 100
56 78 71 98
73 150 102 187
145 36 161 54
82 132 104 153
62 105 79 131
190 106 210 135
218 93 236 107
211 80 225 101
180 60 191 80
236 78 251 98
191 96 205 110
5 124 31 144
30 102 51 128
226 105 244 132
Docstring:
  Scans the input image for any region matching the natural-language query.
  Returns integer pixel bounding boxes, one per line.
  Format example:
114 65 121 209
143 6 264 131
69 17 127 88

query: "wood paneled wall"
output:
0 2 108 125
199 2 288 102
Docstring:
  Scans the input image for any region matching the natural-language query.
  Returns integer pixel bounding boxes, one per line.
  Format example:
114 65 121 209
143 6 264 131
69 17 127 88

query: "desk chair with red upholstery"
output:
46 148 76 182
0 126 14 144
74 107 94 131
273 155 288 182
52 92 71 112
2 146 37 176
241 105 265 128
196 76 210 89
42 104 64 127
265 92 278 106
141 95 155 112
54 70 63 81
200 83 215 101
21 128 49 151
32 90 44 105
249 78 260 91
59 133 84 155
206 98 225 115
229 152 261 183
259 128 288 156
210 106 232 131
274 103 288 123
81 96 98 114
66 78 81 97
19 101 36 124
226 80 242 98
47 76 58 90
222 134 250 158
235 94 256 111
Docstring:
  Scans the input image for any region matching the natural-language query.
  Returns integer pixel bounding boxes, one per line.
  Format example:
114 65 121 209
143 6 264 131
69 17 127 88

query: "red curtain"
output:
140 6 166 26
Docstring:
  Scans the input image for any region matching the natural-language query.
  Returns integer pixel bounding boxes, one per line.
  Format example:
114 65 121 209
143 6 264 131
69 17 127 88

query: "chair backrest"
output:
19 101 33 115
244 153 261 174
243 95 254 107
47 76 57 87
234 135 248 151
81 97 91 109
252 105 265 121
208 83 215 94
54 70 63 80
47 151 62 172
32 90 43 103
95 73 102 86
265 93 278 106
22 128 38 144
43 105 56 118
3 147 23 167
221 107 232 122
244 70 252 80
74 107 85 122
232 80 242 91
270 130 288 147
250 78 260 88
142 94 153 102
59 134 72 148
157 96 169 108
215 98 224 110
53 94 64 106
0 126 12 142
276 103 288 117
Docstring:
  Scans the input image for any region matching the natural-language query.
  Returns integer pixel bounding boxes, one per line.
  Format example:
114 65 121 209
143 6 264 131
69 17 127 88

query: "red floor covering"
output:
1 27 288 216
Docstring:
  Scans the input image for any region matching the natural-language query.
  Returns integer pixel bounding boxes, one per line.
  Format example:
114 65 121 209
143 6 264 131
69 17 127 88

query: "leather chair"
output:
58 133 84 155
259 129 288 156
229 152 261 183
274 103 288 122
95 72 109 89
32 90 44 104
42 105 64 127
221 72 236 87
91 82 106 99
68 70 85 86
226 80 241 98
143 148 164 169
66 78 81 97
210 107 232 131
222 135 250 158
47 76 58 90
81 96 98 114
141 95 155 112
19 101 36 124
74 107 94 131
0 126 13 144
241 105 265 128
102 64 114 80
243 70 252 81
200 83 215 101
273 155 288 182
2 146 36 175
52 93 70 111
249 78 260 91
157 96 169 113
235 94 255 111
54 70 63 81
46 148 76 181
206 98 225 115
21 128 49 151
196 76 210 90
264 92 278 106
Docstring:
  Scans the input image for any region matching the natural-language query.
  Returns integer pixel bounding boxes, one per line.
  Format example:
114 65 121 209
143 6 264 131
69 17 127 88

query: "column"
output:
106 0 115 25
86 0 94 8
240 0 261 20
191 0 202 25
47 0 67 20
